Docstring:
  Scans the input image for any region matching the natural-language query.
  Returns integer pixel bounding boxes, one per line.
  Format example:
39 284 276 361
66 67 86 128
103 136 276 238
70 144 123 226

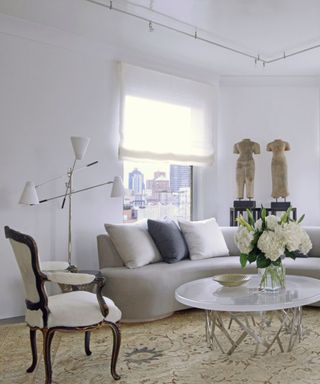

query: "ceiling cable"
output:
84 0 320 66
266 44 320 64
86 0 260 61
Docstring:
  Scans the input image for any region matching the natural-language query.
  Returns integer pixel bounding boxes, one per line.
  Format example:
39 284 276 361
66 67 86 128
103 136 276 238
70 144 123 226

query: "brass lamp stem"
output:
67 167 72 267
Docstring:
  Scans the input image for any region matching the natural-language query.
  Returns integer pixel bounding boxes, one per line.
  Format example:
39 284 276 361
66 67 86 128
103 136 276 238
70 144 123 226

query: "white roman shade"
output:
119 63 216 166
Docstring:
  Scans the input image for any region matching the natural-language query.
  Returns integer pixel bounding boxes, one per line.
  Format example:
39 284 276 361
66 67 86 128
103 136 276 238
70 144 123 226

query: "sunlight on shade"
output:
122 96 194 155
119 63 215 166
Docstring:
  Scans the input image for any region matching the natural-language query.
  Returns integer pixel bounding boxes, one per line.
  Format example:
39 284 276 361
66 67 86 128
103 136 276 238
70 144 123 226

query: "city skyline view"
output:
123 161 170 184
123 160 192 222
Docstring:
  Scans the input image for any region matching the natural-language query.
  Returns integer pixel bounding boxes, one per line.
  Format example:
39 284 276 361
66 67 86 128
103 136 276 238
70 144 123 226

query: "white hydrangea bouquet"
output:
235 208 312 290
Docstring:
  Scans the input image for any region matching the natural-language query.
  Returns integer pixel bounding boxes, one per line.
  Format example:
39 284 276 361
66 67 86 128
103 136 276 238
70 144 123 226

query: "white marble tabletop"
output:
175 275 320 312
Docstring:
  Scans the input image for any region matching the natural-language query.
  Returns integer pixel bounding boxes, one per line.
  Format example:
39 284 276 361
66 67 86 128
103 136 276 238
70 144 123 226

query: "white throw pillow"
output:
179 218 229 260
105 220 161 269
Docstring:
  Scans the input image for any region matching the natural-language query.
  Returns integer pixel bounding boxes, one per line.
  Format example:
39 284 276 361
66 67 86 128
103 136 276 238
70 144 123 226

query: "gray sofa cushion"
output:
147 219 189 263
97 234 124 268
302 227 320 257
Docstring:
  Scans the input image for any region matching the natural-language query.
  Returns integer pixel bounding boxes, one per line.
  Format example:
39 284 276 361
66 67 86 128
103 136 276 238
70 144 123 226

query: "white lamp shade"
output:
71 136 90 160
110 176 125 198
19 181 39 205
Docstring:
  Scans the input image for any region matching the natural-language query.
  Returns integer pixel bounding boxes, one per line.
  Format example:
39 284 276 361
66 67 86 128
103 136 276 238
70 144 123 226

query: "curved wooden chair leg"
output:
107 322 121 380
85 331 92 356
42 329 55 384
27 328 38 373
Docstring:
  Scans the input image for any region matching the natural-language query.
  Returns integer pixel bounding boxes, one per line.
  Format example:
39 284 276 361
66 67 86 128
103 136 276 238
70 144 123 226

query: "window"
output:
119 63 216 222
123 160 192 222
121 93 193 222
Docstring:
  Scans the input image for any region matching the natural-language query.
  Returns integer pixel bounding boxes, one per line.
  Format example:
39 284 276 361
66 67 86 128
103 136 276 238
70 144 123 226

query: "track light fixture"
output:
85 0 320 67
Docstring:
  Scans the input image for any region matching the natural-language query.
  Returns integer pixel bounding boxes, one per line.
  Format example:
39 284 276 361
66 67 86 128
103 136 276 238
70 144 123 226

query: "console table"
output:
175 276 320 355
230 207 297 226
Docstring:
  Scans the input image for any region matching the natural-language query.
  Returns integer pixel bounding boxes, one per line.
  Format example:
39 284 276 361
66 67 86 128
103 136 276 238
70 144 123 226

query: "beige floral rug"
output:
1 307 320 384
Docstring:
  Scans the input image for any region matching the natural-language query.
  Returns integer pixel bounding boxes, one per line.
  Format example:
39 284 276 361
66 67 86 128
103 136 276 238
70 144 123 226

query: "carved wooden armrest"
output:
94 275 109 318
44 272 96 285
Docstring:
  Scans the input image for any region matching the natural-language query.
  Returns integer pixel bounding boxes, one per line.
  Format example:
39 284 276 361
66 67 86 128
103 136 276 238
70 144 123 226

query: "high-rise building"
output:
128 168 145 195
146 172 170 201
154 170 166 179
153 175 170 200
170 165 191 193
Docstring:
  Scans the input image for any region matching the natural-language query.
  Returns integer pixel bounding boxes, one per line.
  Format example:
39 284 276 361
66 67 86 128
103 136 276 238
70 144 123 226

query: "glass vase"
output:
258 263 286 291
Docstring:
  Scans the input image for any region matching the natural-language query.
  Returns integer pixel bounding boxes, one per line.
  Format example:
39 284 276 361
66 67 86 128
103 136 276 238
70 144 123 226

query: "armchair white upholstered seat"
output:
5 226 122 384
26 285 122 329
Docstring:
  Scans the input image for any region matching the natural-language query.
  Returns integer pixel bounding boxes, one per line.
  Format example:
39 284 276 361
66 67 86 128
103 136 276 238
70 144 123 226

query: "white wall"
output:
216 80 320 226
0 14 219 319
1 15 320 319
0 32 123 319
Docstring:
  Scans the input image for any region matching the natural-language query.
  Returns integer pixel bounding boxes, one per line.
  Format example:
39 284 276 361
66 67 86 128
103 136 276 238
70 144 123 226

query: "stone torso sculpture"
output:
267 139 290 199
233 139 260 199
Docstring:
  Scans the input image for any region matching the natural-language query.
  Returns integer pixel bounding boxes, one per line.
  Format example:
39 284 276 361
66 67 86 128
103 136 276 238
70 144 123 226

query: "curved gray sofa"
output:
97 226 320 322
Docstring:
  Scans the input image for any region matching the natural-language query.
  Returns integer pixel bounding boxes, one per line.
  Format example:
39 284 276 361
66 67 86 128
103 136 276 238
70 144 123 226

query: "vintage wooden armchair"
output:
4 226 122 384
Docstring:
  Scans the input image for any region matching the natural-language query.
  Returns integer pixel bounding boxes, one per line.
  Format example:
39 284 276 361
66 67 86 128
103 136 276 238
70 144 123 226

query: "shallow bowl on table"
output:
212 274 251 287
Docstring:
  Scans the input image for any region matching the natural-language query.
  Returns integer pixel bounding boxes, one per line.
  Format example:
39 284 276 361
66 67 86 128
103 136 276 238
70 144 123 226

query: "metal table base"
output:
205 307 303 355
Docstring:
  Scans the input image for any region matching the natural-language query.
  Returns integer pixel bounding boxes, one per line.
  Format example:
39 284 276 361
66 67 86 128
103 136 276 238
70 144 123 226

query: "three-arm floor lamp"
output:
19 136 124 271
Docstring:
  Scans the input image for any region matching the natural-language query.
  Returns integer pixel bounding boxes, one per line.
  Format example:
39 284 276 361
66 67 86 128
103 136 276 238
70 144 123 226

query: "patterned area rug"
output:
1 307 320 384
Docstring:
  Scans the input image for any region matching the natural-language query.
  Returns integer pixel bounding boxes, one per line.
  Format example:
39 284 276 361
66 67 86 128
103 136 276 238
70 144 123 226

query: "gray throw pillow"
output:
147 219 189 263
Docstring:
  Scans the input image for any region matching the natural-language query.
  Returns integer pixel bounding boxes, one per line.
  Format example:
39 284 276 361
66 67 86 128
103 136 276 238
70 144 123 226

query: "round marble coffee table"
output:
175 275 320 355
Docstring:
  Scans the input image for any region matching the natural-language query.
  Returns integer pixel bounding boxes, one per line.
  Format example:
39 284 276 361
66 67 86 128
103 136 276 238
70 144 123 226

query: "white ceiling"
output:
2 0 320 76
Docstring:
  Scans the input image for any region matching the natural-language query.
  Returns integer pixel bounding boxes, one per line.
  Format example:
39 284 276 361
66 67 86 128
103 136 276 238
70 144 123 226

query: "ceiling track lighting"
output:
85 0 320 67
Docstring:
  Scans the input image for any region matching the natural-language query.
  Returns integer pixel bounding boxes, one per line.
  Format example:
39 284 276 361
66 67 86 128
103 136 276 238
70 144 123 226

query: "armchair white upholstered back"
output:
9 239 42 303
